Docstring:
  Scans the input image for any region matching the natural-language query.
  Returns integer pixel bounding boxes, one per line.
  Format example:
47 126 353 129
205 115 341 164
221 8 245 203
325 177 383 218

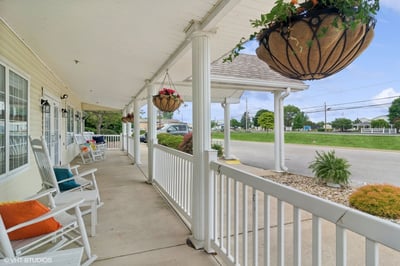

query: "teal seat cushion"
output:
53 167 80 191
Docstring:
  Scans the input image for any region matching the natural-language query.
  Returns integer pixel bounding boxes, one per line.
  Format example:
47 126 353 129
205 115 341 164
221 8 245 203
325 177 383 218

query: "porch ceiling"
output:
0 0 301 111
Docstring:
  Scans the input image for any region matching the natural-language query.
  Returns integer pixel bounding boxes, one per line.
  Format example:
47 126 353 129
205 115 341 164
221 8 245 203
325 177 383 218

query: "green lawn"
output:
211 131 400 151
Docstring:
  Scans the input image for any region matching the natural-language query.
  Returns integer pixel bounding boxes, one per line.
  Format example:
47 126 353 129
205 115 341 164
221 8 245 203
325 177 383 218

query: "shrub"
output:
211 143 223 158
178 132 193 154
157 133 183 149
308 150 351 186
349 184 400 219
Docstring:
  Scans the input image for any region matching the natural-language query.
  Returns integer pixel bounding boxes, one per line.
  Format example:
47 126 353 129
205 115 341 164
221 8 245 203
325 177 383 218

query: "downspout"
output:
279 88 291 172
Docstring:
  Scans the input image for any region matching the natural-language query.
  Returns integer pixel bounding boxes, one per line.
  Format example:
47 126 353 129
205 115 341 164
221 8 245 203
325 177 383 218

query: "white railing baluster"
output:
227 177 232 258
243 184 248 266
336 225 346 266
294 207 301 266
253 188 258 266
366 239 378 266
264 194 270 266
234 181 239 264
214 171 219 246
277 200 284 266
312 215 321 266
220 174 225 251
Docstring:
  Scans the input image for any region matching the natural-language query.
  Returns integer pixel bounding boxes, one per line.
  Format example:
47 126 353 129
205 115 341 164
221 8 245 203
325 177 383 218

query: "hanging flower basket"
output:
224 1 379 81
153 88 183 112
153 70 184 112
256 7 375 80
121 113 134 123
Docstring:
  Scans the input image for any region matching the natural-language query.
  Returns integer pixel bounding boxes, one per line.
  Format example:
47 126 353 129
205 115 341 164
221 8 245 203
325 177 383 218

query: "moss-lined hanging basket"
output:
256 8 375 80
153 70 183 112
152 94 182 112
121 113 134 123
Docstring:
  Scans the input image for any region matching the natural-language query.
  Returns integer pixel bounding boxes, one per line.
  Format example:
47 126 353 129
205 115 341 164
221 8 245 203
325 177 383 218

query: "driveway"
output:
229 140 400 187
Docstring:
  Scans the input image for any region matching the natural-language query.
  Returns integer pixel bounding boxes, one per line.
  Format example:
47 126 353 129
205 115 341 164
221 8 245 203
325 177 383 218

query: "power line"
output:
304 102 393 114
301 96 400 113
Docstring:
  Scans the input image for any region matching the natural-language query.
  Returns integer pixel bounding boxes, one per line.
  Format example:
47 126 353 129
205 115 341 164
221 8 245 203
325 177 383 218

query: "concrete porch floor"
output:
73 145 222 265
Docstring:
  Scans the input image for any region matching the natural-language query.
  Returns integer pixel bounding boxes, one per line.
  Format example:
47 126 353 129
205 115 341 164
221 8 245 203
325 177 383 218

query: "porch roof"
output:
0 0 307 111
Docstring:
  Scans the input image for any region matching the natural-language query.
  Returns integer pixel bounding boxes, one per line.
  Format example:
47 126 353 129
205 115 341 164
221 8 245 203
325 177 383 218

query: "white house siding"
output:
0 19 82 200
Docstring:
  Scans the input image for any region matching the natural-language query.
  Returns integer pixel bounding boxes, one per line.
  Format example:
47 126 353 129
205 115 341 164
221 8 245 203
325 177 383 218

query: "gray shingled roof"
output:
209 54 307 90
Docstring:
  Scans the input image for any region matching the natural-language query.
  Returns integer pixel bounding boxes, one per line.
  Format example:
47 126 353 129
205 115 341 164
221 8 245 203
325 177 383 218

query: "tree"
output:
84 111 122 134
253 109 270 128
284 105 301 128
331 118 352 132
371 119 389 128
389 97 400 124
257 112 274 131
240 112 252 130
394 119 400 131
292 112 309 130
230 118 241 129
211 120 218 129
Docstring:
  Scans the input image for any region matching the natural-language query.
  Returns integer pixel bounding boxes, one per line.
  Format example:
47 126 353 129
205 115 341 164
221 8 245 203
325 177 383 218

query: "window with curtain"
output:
0 62 29 178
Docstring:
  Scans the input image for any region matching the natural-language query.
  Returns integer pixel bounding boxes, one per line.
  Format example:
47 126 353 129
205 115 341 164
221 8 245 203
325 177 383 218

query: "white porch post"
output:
273 89 290 172
189 25 211 249
134 97 142 165
222 99 232 159
121 109 127 151
274 91 282 172
147 81 156 183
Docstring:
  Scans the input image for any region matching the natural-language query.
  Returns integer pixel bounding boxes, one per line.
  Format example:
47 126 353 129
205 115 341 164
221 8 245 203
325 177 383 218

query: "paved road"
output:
229 140 400 186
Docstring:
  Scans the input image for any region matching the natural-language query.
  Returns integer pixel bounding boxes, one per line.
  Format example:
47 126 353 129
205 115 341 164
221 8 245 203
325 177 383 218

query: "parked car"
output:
157 123 190 136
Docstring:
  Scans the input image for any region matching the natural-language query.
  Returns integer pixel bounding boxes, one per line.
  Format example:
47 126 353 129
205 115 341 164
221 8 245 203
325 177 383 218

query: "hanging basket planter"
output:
153 70 184 112
121 113 134 123
256 8 375 80
153 93 183 112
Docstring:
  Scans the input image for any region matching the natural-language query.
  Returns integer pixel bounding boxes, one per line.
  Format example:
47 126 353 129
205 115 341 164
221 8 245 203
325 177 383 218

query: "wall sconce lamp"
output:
41 99 51 113
61 108 68 118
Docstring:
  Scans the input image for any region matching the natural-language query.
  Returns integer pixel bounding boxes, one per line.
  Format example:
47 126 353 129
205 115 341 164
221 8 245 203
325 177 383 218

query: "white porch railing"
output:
153 144 193 227
209 161 400 266
126 136 134 159
91 134 121 150
152 146 400 265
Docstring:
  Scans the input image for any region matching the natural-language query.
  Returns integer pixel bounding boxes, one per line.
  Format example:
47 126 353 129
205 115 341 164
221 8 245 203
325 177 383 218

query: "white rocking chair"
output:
0 189 97 265
74 134 105 164
29 137 103 236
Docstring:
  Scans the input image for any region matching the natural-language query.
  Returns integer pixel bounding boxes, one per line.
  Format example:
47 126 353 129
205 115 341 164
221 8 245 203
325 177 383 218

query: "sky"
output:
166 1 400 124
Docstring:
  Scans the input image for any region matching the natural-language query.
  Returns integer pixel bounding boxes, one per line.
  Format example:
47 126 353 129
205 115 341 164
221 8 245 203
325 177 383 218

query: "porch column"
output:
126 104 133 154
189 25 211 249
273 89 290 172
222 100 233 159
147 81 156 183
121 109 127 151
274 91 282 172
134 97 142 165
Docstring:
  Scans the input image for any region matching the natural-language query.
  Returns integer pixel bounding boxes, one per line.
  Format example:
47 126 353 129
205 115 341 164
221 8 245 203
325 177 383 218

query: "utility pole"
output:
324 102 327 131
324 102 331 132
245 97 248 131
